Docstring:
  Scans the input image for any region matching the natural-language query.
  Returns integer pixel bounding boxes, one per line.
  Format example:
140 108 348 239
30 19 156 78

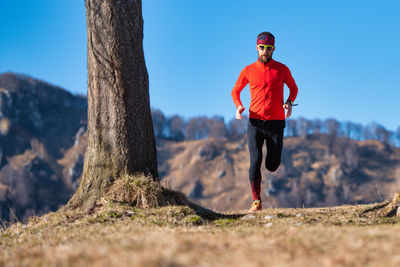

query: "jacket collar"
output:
257 58 275 66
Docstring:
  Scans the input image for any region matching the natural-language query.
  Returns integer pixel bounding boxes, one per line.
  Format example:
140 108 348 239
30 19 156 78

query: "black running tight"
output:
247 118 285 200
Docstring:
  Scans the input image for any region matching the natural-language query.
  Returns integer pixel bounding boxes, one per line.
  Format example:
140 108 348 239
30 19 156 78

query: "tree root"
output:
360 192 400 218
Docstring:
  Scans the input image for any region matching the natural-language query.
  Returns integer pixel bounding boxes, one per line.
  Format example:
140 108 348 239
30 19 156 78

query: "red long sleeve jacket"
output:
231 59 298 121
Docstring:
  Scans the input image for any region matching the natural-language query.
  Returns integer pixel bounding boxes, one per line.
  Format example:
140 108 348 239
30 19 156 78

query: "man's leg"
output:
247 120 264 200
265 127 284 172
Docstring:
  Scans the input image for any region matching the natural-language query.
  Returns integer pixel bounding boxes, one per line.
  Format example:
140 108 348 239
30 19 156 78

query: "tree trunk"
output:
67 0 158 212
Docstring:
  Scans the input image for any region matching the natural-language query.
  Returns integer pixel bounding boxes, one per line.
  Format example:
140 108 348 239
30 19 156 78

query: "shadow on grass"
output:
359 201 389 216
162 188 247 222
188 202 247 222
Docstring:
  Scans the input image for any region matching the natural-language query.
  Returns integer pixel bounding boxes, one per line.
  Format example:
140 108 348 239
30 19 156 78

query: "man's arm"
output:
283 66 298 118
231 67 249 120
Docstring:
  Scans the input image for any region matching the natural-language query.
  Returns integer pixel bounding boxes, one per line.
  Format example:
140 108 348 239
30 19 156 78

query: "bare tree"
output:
207 116 228 139
352 123 363 141
67 0 158 211
324 118 340 137
362 124 373 140
298 117 311 138
395 126 400 147
311 118 322 134
151 108 166 138
286 119 298 137
167 115 185 141
227 115 247 139
185 117 209 140
374 123 391 144
344 121 355 139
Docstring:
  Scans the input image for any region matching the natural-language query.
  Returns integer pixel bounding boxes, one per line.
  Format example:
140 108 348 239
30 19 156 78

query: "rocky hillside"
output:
0 72 87 221
0 72 399 221
33 131 400 214
157 135 400 211
0 72 87 163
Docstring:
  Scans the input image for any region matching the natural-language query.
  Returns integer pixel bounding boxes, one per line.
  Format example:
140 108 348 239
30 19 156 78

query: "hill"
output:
0 72 87 221
1 201 399 266
0 72 399 266
36 131 400 214
0 72 87 163
157 135 400 211
1 72 400 222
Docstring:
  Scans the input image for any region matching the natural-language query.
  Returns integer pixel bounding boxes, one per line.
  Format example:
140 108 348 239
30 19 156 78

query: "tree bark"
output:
67 0 158 211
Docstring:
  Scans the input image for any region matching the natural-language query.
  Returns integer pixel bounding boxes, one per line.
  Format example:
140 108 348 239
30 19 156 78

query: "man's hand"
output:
283 100 292 118
236 105 245 120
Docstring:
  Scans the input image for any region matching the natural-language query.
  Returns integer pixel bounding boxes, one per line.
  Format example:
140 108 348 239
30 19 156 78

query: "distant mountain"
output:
0 72 87 164
45 133 400 212
158 135 400 211
0 72 399 222
0 72 87 221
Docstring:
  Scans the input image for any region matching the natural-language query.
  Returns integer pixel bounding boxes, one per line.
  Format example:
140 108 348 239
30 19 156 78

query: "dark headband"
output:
257 35 275 46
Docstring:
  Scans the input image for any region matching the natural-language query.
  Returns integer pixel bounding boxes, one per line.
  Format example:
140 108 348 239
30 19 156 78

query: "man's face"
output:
257 44 275 63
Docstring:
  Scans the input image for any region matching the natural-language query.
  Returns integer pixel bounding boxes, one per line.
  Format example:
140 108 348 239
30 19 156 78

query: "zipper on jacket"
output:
264 65 267 118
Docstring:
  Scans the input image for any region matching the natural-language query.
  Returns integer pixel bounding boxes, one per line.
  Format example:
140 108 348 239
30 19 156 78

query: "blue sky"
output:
1 1 399 131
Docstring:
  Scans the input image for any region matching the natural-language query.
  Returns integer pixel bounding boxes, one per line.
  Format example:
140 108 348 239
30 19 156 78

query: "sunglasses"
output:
257 45 274 51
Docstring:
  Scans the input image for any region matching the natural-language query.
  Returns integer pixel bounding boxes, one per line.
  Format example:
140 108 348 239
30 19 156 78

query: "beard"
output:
259 54 272 63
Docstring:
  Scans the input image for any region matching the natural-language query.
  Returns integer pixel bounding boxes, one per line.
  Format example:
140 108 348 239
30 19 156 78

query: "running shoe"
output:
249 200 262 212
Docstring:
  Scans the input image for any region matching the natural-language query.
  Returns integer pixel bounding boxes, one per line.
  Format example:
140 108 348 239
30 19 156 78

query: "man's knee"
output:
266 161 280 172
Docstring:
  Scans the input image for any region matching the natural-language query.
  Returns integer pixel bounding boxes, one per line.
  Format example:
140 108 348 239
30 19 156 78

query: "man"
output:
231 32 298 212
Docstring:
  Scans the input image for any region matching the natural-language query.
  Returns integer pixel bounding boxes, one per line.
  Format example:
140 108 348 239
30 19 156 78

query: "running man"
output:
231 32 298 212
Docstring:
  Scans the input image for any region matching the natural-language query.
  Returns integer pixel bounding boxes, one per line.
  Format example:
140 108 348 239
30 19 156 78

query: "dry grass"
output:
1 201 400 266
380 192 400 217
106 173 164 208
105 173 189 209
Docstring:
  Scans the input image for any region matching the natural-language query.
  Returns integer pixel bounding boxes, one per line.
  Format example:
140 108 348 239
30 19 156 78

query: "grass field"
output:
1 202 400 267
